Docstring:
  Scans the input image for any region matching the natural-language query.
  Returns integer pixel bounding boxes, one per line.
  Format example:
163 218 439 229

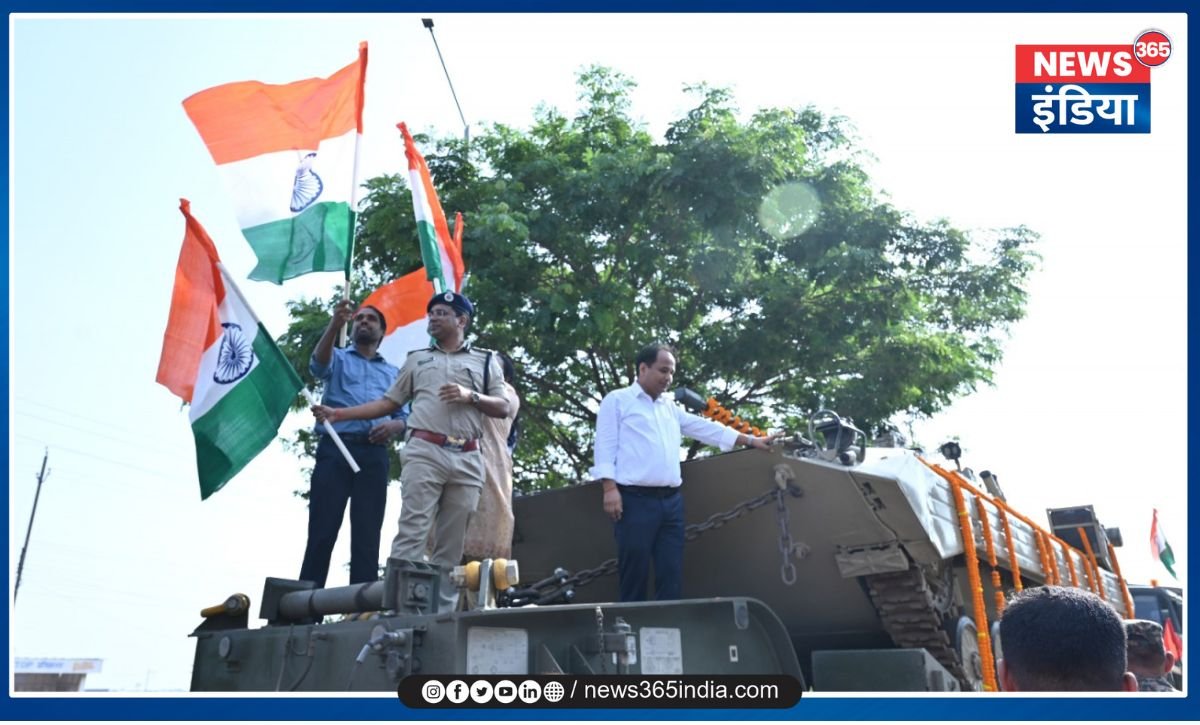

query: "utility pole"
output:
14 449 50 605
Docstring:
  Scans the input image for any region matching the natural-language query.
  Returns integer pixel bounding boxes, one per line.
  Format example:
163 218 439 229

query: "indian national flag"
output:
156 200 303 499
363 212 466 364
1150 508 1177 580
182 43 368 284
1164 618 1183 662
398 122 464 293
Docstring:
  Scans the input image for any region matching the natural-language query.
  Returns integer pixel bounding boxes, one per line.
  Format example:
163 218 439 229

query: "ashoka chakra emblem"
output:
289 152 324 212
214 322 255 384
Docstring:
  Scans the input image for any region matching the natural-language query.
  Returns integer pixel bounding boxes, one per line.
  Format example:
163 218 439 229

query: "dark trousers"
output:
298 437 389 588
614 488 685 601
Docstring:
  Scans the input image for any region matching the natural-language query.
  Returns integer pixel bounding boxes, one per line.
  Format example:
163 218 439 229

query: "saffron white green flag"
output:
157 200 303 499
182 44 368 284
1150 508 1177 579
397 122 464 293
364 212 466 363
363 268 436 365
362 126 467 363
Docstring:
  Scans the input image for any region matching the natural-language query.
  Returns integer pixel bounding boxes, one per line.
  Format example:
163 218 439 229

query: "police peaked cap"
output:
428 290 475 318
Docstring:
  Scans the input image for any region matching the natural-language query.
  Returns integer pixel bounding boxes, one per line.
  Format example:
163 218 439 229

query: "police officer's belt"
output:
617 484 680 498
409 428 479 452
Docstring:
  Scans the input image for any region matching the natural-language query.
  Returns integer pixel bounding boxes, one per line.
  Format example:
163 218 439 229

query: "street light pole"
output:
421 18 470 144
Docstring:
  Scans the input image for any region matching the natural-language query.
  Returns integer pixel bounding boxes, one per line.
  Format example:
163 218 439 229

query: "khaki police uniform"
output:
385 342 505 612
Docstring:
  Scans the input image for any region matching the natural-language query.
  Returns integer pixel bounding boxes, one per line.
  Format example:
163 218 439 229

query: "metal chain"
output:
776 487 798 585
557 482 804 594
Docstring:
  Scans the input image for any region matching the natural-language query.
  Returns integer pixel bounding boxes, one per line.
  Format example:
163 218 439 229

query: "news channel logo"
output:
421 678 555 705
1013 29 1171 134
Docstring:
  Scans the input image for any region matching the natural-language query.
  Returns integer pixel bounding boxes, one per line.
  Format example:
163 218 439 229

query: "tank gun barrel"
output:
260 559 443 624
277 581 386 622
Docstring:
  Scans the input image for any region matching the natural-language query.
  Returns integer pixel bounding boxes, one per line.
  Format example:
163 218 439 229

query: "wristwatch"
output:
470 391 481 405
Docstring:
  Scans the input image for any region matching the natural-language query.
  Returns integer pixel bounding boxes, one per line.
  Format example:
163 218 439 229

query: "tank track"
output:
864 566 974 690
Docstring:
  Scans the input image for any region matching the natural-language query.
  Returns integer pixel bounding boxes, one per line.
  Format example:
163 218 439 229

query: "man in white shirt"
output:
590 343 778 602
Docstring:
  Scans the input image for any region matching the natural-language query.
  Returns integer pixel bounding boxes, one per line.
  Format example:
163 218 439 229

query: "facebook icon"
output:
446 679 470 704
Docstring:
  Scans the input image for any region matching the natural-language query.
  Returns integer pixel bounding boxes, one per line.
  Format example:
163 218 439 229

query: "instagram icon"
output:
421 680 445 704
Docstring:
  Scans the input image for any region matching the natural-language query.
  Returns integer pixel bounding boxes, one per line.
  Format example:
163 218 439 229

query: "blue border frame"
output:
0 1 1194 9
3 2 1192 720
0 695 1194 720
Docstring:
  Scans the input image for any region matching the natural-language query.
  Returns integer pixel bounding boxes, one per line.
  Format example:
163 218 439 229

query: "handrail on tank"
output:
1106 541 1137 617
974 497 1008 615
1077 526 1107 602
997 507 1024 594
919 459 1136 619
924 460 999 692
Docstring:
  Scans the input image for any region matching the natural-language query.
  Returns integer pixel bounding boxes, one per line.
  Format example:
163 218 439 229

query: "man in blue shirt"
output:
298 300 407 588
590 343 777 602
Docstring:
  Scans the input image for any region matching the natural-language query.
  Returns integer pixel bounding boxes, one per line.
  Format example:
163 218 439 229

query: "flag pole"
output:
340 41 368 347
301 391 360 473
215 262 361 473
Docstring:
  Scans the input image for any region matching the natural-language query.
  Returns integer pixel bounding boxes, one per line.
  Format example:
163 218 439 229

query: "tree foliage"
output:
280 66 1039 492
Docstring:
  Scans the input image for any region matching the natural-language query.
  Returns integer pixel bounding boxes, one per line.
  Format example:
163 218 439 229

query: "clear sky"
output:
8 13 1187 693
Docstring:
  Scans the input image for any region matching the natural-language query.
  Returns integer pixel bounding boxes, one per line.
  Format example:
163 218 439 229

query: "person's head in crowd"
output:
1124 619 1176 678
998 585 1138 692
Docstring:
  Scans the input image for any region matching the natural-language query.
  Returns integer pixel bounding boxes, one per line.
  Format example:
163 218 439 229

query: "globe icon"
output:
543 680 566 703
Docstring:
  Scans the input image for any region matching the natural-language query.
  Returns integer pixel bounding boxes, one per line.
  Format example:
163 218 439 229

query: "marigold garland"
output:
975 497 1007 614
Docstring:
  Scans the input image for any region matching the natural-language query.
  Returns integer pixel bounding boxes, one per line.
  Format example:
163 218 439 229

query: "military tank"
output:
188 399 1137 693
510 401 1140 692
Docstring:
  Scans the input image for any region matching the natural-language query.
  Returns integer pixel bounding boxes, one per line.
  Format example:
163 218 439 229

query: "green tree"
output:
281 66 1039 492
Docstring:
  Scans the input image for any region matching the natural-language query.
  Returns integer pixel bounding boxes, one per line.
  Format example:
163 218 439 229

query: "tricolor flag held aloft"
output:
398 122 464 293
183 43 368 284
363 212 466 363
157 200 303 499
1150 508 1177 580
